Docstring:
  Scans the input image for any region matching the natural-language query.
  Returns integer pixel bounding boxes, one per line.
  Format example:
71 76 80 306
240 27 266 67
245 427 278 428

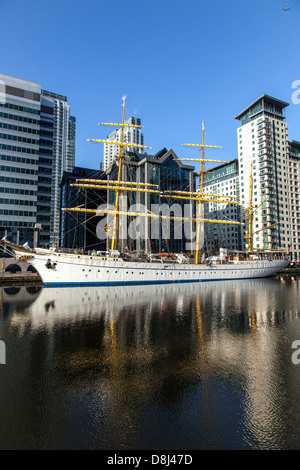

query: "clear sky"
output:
1 0 299 171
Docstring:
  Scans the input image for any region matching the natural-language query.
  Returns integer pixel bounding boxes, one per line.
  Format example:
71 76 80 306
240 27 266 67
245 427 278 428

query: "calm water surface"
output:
0 278 300 450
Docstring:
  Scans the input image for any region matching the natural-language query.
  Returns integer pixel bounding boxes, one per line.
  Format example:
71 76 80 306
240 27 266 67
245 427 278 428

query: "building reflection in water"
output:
0 279 300 449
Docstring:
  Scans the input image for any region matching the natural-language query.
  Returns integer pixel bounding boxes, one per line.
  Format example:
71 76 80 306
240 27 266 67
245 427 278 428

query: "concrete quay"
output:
0 272 42 286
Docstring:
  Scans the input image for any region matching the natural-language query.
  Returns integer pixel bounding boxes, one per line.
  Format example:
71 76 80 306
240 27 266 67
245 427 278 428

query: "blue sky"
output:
1 0 299 170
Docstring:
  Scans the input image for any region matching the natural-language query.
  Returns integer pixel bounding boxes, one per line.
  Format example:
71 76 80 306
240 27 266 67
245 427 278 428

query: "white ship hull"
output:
23 251 289 287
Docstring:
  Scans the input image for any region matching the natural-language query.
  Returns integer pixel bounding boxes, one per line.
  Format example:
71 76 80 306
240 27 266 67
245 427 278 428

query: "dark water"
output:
0 278 300 450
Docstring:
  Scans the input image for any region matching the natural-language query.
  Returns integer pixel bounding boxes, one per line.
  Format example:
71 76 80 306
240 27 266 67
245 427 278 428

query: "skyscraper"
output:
0 74 76 248
37 94 54 246
41 90 76 246
0 74 41 245
103 117 145 170
235 95 291 253
201 94 300 261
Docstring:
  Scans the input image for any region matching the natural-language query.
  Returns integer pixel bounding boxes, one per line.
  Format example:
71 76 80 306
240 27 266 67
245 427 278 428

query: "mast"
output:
160 121 239 263
181 121 225 264
86 95 151 252
197 122 207 264
63 101 242 259
111 95 126 251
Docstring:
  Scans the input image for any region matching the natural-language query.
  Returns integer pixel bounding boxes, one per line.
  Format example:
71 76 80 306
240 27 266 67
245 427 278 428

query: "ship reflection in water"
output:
0 278 300 450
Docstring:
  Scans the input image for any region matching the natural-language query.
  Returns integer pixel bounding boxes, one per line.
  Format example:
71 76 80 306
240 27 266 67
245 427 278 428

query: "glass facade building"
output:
0 74 76 248
60 167 107 252
106 148 196 254
41 90 76 246
0 74 40 245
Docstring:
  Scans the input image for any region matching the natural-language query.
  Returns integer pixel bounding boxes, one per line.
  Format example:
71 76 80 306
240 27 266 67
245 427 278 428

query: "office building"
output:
103 117 145 170
0 74 41 245
106 148 196 254
0 74 76 248
60 167 107 251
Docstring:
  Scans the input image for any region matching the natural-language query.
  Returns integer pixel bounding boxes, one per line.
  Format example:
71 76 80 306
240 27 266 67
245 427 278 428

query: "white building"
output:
235 95 292 253
103 117 145 170
287 140 300 261
202 159 242 253
202 95 300 261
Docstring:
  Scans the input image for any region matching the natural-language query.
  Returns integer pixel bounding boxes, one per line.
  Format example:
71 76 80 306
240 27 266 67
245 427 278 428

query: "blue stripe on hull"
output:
43 274 276 288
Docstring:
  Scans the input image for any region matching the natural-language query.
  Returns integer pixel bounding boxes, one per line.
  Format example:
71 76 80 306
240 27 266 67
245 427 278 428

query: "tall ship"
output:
1 97 289 286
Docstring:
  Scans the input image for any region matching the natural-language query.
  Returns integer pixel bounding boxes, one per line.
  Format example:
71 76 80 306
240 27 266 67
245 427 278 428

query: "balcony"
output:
260 156 274 164
262 181 275 189
260 171 274 180
263 191 275 198
258 121 271 131
260 144 273 152
262 209 277 216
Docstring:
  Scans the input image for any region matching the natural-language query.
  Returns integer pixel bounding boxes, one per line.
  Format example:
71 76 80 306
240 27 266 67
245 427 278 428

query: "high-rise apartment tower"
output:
235 95 290 252
235 94 300 261
103 117 145 170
